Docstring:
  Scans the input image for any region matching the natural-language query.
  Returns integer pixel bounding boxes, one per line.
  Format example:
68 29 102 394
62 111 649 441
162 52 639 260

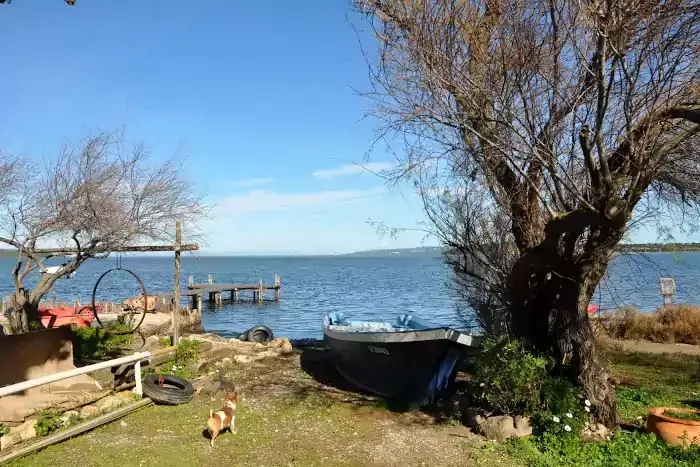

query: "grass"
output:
663 410 700 422
597 305 700 345
5 349 518 467
6 342 700 466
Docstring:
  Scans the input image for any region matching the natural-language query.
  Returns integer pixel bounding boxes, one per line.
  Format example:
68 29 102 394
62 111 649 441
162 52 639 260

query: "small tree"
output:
0 131 205 332
355 0 699 427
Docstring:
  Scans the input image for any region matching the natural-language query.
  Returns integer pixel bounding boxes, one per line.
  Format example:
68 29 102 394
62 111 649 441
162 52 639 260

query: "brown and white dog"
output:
207 391 238 447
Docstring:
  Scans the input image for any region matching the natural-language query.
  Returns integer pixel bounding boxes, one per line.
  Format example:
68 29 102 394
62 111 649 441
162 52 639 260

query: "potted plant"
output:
647 407 700 447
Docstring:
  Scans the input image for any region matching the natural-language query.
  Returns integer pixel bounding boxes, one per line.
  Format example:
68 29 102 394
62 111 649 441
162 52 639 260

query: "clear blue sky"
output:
0 0 433 255
0 1 681 254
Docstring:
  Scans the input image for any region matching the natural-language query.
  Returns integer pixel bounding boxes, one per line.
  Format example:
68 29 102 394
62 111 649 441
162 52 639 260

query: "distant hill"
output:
340 247 443 258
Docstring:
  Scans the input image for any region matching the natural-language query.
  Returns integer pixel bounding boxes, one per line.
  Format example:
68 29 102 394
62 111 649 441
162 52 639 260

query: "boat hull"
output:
324 324 481 405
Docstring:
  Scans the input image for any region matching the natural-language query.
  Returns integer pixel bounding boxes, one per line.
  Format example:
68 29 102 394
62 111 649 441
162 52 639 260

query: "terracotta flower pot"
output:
647 407 700 447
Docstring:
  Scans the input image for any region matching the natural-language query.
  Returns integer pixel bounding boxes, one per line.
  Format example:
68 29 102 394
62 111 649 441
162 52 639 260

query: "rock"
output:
0 419 36 451
120 420 128 428
477 415 532 442
96 395 123 413
464 407 486 429
79 405 99 418
581 423 611 442
59 410 80 426
267 337 293 355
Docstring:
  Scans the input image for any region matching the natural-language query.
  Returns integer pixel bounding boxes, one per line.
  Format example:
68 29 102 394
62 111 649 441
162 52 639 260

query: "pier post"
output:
233 288 239 302
188 276 193 286
274 274 280 301
208 274 213 284
197 295 202 312
258 279 264 304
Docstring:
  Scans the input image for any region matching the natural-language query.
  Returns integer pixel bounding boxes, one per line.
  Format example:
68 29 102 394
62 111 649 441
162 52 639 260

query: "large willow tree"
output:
356 0 700 427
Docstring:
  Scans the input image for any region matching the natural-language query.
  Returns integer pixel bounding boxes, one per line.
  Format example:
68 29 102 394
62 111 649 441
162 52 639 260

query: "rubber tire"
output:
142 374 194 405
238 325 274 343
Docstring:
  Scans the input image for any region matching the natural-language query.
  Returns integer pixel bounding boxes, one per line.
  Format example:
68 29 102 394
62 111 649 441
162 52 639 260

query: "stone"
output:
477 415 533 442
0 419 36 451
79 405 99 418
581 423 611 442
96 395 123 413
464 407 486 429
267 337 293 355
59 410 80 426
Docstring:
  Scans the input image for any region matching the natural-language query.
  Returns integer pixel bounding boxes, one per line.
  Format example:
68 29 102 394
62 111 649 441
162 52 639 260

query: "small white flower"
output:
566 413 573 418
564 425 572 432
585 406 591 413
584 400 591 407
552 416 560 423
480 383 486 387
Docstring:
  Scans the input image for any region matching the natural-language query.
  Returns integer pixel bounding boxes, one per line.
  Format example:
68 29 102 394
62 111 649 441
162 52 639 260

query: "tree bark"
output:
506 210 625 428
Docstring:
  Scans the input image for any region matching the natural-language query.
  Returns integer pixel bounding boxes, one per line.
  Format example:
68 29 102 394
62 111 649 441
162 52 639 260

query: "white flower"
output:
585 406 591 413
480 383 486 387
584 400 591 407
564 425 572 432
552 416 560 423
566 413 573 418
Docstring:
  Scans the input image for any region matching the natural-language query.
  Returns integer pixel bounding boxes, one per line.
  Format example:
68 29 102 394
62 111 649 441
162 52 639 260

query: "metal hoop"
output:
92 267 148 335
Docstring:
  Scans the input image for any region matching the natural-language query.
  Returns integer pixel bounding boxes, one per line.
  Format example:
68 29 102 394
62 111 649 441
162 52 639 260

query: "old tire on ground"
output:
238 325 274 343
143 374 194 405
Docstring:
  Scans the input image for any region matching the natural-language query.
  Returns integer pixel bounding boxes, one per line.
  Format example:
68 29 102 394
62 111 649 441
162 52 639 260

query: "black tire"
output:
143 374 194 405
238 325 274 343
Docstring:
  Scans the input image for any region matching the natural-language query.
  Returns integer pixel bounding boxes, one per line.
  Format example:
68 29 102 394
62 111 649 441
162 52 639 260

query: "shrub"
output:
71 321 133 360
153 338 202 379
35 410 63 436
0 423 6 437
597 305 700 345
470 337 551 415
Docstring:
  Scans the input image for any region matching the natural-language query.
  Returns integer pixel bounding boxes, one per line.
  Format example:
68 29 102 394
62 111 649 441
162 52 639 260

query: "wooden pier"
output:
185 274 281 306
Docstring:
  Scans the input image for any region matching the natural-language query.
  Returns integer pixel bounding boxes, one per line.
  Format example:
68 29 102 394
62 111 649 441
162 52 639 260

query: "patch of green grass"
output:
34 410 63 437
159 336 172 348
507 431 700 467
663 410 700 422
71 322 133 361
151 338 202 379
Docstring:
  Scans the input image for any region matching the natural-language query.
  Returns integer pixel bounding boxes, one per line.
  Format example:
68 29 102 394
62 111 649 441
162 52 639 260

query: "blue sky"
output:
0 0 434 254
0 1 684 255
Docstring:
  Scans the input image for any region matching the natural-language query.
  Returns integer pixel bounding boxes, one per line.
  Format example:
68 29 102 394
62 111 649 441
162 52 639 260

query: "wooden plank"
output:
187 283 280 291
173 221 182 345
0 398 153 464
31 244 199 254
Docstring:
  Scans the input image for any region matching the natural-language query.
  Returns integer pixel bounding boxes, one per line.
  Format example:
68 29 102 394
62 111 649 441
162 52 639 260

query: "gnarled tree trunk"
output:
507 210 626 428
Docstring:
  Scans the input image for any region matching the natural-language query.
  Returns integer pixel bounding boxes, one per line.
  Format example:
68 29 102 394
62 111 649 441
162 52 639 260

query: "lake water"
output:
0 252 698 339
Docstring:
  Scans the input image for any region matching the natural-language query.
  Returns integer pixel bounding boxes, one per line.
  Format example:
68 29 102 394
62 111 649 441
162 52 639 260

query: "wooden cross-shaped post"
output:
172 221 182 345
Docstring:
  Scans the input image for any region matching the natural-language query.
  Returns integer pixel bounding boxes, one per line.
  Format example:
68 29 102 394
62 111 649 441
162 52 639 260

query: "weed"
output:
0 423 6 437
598 305 700 345
663 409 700 422
35 410 63 437
153 338 202 379
159 336 172 348
71 321 133 360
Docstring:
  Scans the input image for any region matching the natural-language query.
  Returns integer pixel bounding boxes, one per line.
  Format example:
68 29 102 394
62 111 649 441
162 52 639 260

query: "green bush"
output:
71 321 133 360
0 423 7 437
470 337 551 415
35 410 63 437
153 338 202 379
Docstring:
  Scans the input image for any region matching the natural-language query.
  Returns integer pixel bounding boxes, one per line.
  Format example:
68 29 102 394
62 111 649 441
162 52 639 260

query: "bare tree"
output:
0 131 205 332
355 0 700 427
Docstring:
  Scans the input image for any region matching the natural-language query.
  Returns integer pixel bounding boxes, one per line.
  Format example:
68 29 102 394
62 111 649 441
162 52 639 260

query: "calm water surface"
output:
1 252 698 339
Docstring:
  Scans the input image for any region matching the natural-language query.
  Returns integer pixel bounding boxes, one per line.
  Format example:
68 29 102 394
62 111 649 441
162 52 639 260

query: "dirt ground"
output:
5 346 518 467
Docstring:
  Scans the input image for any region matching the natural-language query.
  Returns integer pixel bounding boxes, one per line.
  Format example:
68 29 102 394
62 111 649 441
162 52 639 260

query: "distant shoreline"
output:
1 243 700 259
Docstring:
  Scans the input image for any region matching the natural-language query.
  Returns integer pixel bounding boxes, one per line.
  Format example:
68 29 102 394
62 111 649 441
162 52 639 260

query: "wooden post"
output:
258 279 264 304
208 274 213 284
274 274 280 301
172 221 182 346
188 276 193 286
233 288 239 302
197 295 202 312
